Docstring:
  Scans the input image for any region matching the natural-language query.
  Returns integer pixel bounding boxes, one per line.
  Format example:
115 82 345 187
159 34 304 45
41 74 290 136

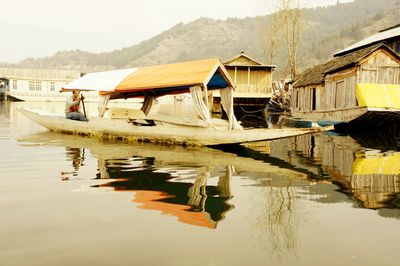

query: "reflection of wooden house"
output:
220 52 276 110
264 134 400 210
291 44 400 125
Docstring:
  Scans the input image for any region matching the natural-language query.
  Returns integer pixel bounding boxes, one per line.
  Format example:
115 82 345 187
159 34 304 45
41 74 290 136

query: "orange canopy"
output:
115 58 233 93
62 58 235 99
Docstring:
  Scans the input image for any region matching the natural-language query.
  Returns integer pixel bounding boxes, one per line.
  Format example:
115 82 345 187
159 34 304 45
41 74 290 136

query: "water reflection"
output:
6 101 400 264
252 177 304 261
19 132 265 229
244 133 400 214
16 129 400 262
18 130 400 221
70 147 85 170
95 158 234 228
17 131 319 230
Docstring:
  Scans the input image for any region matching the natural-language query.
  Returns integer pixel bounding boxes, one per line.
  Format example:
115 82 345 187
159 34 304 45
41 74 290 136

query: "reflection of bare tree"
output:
254 176 303 261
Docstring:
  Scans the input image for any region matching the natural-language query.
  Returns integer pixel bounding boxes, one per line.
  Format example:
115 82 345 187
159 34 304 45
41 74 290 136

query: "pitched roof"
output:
223 52 276 69
333 24 400 57
293 44 398 88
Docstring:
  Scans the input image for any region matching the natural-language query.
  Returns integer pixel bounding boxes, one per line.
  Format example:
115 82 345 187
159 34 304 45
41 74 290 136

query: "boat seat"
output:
107 108 146 120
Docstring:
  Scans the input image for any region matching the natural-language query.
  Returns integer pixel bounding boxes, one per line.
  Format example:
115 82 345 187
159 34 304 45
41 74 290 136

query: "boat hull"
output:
290 106 400 130
18 108 329 146
291 106 369 124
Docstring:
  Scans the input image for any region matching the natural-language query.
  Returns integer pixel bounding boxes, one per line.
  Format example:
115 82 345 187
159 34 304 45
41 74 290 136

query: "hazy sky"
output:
0 0 352 63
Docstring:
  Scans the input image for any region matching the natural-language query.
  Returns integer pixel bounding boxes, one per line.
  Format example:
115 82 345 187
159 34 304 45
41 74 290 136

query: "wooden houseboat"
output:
214 52 276 112
290 44 400 126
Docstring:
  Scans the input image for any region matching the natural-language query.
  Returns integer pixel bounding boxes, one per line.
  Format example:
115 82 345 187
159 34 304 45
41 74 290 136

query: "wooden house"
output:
220 52 276 110
291 44 400 125
334 24 400 57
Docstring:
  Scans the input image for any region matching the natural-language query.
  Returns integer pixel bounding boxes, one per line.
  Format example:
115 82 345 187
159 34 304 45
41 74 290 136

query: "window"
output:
312 88 317 111
29 81 41 91
335 81 345 108
35 81 41 91
29 81 35 91
12 80 17 90
50 82 55 91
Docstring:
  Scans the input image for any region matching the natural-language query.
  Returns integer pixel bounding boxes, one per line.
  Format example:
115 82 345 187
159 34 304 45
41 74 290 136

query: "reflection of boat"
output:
18 131 309 179
246 133 400 210
18 131 314 228
94 163 234 229
18 58 329 146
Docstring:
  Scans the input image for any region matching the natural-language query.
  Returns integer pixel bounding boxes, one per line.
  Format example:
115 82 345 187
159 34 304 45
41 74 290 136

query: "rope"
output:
238 105 267 114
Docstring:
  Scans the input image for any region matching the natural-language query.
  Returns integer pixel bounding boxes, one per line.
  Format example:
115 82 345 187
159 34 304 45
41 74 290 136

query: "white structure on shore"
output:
0 68 83 102
0 67 184 104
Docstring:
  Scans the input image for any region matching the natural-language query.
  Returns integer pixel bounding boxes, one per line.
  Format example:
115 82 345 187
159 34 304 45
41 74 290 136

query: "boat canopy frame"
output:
61 58 242 130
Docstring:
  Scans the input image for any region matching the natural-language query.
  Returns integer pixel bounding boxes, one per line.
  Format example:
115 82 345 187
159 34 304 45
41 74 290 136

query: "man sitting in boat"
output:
65 90 88 122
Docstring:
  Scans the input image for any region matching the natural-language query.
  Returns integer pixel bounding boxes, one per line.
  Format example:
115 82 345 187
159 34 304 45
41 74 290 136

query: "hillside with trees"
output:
4 0 400 79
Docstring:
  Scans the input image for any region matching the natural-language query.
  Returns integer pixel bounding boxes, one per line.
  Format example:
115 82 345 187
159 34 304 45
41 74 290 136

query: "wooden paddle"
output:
81 92 87 118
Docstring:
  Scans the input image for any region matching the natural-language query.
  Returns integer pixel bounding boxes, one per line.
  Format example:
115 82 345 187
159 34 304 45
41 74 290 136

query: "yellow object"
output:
353 151 400 175
356 83 400 109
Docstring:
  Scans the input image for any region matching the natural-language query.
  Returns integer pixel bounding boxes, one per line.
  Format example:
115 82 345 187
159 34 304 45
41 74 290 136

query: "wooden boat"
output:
18 58 330 146
18 107 328 146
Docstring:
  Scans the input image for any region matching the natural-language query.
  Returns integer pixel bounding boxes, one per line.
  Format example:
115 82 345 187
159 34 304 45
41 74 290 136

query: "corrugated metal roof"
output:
333 25 400 56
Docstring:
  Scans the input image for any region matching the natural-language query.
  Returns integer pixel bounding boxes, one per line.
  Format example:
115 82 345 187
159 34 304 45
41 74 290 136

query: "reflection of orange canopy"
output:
133 190 217 229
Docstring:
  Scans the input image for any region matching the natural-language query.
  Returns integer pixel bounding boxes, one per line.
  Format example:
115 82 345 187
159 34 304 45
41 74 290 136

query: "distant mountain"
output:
5 0 400 79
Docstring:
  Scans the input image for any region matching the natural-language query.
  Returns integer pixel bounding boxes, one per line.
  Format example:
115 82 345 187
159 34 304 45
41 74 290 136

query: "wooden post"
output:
247 67 250 88
5 83 8 101
234 66 237 83
202 83 210 112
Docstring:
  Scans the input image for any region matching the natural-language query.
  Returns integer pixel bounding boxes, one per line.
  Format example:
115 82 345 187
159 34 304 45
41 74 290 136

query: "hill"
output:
5 0 400 79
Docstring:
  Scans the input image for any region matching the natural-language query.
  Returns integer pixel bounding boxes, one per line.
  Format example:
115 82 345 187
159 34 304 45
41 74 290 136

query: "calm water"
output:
1 101 399 266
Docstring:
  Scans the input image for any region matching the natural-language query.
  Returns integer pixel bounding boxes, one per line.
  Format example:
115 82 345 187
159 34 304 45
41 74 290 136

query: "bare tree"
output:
282 0 301 79
265 6 282 65
264 0 302 79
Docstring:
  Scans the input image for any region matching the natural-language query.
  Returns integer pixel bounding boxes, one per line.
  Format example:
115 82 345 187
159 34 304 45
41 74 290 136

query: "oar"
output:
81 92 87 118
